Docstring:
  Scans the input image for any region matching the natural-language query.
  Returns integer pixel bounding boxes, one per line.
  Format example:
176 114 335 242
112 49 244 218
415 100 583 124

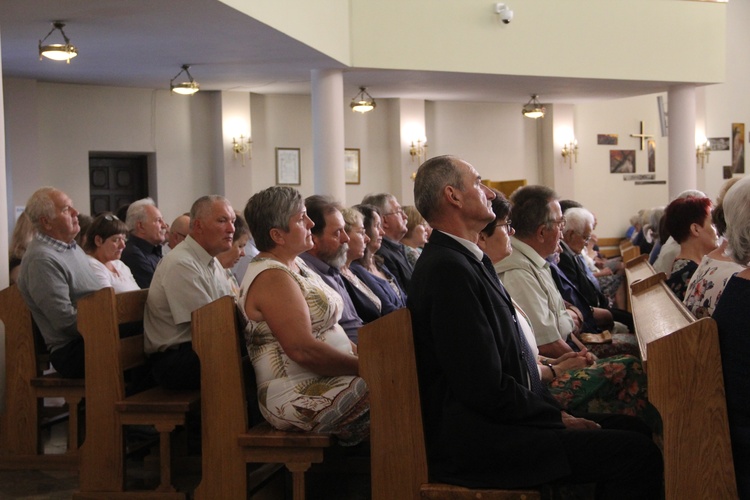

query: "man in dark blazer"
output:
407 155 662 496
559 207 634 332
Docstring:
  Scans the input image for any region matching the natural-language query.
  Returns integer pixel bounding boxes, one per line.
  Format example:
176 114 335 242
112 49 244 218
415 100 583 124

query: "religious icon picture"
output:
732 123 745 174
647 139 656 173
597 134 618 145
610 150 636 174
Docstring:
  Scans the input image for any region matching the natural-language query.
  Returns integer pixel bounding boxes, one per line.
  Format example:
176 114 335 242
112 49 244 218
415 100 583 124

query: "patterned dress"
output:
683 255 744 318
241 257 370 445
666 258 699 301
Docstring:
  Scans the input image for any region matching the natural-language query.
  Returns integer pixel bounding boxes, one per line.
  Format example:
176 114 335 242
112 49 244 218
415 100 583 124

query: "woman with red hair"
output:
663 196 718 300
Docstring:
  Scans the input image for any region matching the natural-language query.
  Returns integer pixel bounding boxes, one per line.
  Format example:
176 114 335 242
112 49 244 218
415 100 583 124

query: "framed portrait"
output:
732 123 745 174
345 148 360 185
276 147 300 185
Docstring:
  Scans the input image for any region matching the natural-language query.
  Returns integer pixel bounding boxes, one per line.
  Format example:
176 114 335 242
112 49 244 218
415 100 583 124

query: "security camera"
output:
495 3 513 24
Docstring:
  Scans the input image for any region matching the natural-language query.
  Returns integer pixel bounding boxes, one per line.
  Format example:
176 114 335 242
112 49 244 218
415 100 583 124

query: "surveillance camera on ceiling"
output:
495 3 513 24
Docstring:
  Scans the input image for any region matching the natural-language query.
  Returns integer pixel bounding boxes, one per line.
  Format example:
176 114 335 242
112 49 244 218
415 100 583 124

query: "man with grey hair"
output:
17 187 102 378
558 207 634 333
144 195 235 389
361 192 413 291
121 197 168 288
494 185 580 359
408 155 662 495
299 195 363 343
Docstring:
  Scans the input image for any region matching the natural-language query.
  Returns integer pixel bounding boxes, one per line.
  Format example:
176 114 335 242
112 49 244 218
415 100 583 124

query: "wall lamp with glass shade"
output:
350 87 376 113
522 94 545 119
170 65 200 95
233 135 252 166
38 21 78 63
561 140 579 167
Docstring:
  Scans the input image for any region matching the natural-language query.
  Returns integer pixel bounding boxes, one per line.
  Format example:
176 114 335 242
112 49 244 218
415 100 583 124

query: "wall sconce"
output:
561 140 578 167
522 94 545 119
696 140 710 169
410 139 428 164
38 21 78 63
350 87 376 113
170 65 200 95
232 135 252 166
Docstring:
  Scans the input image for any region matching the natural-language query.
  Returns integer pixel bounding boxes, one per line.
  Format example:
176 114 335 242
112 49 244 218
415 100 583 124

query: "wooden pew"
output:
191 295 331 500
596 237 623 258
0 284 83 470
623 253 658 315
359 308 540 500
629 272 738 498
74 287 200 499
620 242 640 264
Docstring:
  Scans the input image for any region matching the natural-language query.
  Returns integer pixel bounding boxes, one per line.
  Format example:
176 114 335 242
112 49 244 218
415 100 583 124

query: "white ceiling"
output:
0 0 681 105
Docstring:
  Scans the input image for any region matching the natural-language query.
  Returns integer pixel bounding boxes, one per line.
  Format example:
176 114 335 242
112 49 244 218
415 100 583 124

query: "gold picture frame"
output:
345 148 360 185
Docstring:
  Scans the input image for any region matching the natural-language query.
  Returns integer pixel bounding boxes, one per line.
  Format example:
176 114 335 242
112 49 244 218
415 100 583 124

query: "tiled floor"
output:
0 417 370 499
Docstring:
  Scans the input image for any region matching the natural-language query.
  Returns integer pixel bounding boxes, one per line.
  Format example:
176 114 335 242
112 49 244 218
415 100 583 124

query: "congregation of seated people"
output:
21 165 750 497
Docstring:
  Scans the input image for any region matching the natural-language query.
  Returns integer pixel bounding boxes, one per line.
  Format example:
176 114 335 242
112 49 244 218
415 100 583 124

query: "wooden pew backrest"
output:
359 308 540 500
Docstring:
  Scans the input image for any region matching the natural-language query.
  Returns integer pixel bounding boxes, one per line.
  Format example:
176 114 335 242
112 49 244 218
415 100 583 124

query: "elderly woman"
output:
683 178 746 318
712 176 750 498
9 212 34 285
664 196 718 301
401 205 430 267
479 194 652 422
216 213 251 299
339 207 382 324
241 186 369 446
350 204 406 313
84 213 139 292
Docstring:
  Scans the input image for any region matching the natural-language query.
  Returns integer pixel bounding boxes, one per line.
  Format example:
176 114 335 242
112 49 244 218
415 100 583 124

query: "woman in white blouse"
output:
84 213 140 292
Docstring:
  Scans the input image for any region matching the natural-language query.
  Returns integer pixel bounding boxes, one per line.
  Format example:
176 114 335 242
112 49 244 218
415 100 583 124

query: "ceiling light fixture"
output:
350 87 376 113
170 65 200 95
38 21 78 63
522 94 546 119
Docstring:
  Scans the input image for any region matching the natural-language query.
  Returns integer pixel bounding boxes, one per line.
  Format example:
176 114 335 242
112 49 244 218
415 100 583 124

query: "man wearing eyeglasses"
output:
494 185 581 360
361 193 413 291
559 207 634 333
165 213 190 253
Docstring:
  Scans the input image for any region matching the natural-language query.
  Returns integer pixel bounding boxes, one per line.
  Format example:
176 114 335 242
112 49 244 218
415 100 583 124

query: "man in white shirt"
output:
144 195 235 390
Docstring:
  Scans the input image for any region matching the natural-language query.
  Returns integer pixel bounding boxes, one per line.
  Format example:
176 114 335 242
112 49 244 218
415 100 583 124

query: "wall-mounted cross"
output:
630 121 654 151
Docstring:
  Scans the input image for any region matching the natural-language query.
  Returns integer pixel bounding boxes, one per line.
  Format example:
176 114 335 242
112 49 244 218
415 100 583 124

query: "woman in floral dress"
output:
240 186 369 446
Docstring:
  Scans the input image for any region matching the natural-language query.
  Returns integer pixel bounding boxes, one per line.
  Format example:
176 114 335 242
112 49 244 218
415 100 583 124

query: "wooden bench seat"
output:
74 287 200 499
0 284 84 470
192 295 331 500
628 271 738 498
359 308 540 500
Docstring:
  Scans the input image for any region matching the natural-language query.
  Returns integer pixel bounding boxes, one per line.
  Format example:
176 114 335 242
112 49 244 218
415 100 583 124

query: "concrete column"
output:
667 85 697 200
311 70 345 203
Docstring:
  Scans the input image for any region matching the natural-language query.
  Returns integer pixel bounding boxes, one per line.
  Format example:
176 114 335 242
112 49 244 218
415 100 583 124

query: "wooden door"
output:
89 155 148 216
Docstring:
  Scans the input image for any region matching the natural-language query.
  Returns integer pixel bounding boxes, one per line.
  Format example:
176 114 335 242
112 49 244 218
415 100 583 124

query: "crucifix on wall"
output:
630 121 654 151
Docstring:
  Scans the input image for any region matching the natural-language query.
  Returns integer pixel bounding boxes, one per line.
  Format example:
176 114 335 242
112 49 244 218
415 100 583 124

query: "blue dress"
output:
350 260 406 315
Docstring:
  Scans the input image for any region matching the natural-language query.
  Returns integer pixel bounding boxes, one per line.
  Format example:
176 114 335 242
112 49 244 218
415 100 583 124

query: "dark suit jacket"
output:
558 242 606 308
376 237 413 292
407 230 570 489
121 235 162 288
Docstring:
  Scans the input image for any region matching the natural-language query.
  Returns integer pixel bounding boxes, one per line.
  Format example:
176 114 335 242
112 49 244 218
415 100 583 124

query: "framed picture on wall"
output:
345 148 360 185
276 147 300 185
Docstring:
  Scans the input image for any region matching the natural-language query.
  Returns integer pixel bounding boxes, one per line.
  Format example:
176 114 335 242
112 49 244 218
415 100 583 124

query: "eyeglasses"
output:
495 220 513 232
103 214 120 221
546 216 566 229
578 232 592 243
383 208 405 218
